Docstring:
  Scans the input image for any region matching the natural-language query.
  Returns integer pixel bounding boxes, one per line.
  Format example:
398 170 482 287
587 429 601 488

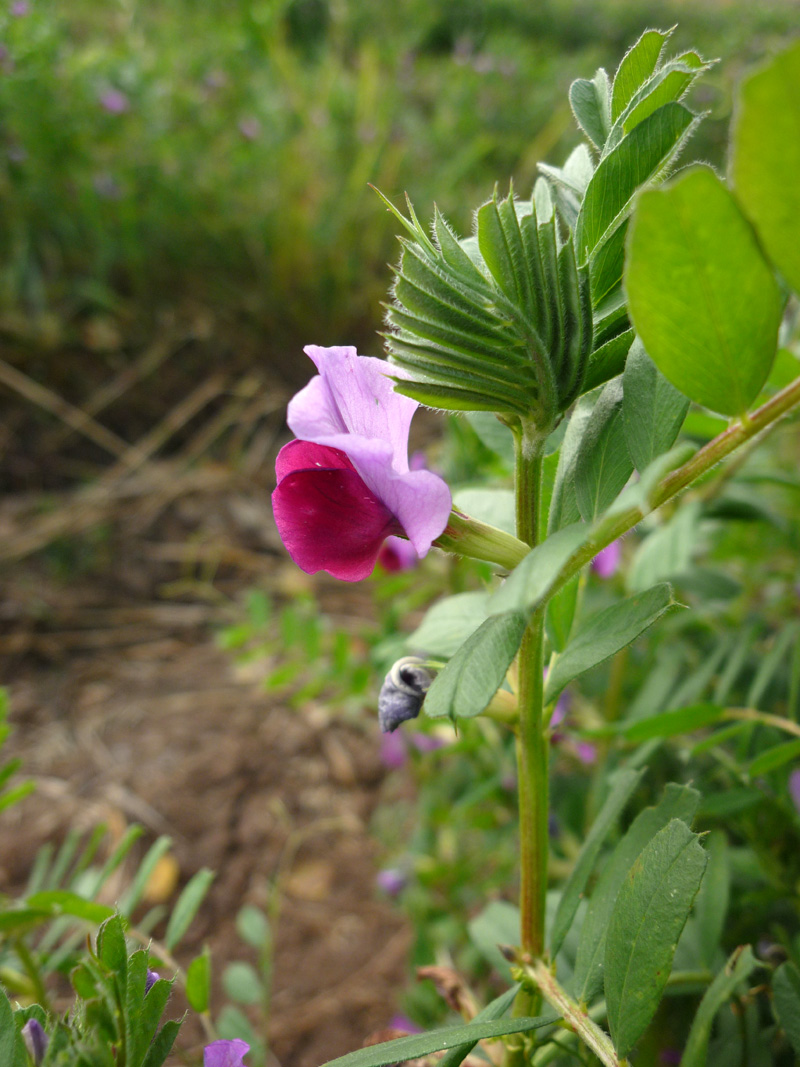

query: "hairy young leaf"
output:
604 819 707 1057
681 946 757 1067
549 768 644 956
424 613 527 720
625 167 783 415
569 69 611 149
544 584 676 702
573 783 700 1003
574 378 634 521
731 39 800 294
611 29 671 121
575 102 696 264
623 338 689 471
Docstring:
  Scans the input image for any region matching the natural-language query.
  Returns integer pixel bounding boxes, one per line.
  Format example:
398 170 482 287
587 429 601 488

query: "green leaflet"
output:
625 167 783 416
604 819 707 1057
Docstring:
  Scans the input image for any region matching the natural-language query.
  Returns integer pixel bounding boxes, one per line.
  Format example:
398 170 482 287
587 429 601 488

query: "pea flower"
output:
21 1020 48 1066
204 1039 250 1067
592 539 621 578
272 346 451 581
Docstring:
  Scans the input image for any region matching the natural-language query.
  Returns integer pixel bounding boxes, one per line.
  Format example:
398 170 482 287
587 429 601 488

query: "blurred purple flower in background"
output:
238 117 261 140
789 768 800 813
592 539 621 578
273 346 451 582
99 89 130 114
389 1013 423 1034
204 1039 250 1067
376 867 407 896
11 1 29 16
380 729 407 769
21 1020 48 1066
575 740 597 766
409 732 446 753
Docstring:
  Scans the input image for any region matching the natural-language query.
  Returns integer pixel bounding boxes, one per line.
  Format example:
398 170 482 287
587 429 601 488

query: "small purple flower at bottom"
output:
204 1039 250 1067
21 1020 48 1066
592 539 621 578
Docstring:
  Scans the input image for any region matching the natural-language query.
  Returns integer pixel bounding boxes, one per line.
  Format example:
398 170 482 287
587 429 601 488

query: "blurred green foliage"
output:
0 0 796 379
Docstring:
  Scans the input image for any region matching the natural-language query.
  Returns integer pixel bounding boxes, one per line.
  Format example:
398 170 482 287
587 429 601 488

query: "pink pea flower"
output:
592 539 621 578
377 534 418 572
272 346 451 582
99 89 130 114
204 1039 250 1067
376 867 407 895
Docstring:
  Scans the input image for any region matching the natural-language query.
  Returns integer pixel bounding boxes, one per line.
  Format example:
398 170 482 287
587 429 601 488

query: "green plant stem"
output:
13 938 50 1012
515 424 548 959
524 960 625 1067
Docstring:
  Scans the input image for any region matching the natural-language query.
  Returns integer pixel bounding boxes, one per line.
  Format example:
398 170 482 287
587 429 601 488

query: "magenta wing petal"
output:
272 462 401 581
275 438 352 482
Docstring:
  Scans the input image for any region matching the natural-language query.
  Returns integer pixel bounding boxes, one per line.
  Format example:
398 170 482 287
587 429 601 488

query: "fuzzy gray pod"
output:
378 657 433 733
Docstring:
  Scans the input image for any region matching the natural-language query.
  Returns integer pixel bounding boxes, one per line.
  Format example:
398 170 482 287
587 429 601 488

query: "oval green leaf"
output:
625 166 783 416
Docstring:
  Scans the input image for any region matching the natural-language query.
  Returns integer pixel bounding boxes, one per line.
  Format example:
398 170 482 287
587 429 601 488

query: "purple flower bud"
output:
376 867 406 896
378 657 432 733
789 768 800 813
22 1020 48 1066
592 539 622 579
145 969 160 993
204 1039 250 1067
99 89 130 114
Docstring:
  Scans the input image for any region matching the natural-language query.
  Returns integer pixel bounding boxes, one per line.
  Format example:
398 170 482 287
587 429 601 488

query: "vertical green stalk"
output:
514 422 548 958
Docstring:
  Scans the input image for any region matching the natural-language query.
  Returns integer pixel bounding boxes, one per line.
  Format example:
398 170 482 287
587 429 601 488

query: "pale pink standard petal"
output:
290 346 416 472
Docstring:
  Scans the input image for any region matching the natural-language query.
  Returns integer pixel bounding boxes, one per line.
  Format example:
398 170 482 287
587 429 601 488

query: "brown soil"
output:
0 486 413 1067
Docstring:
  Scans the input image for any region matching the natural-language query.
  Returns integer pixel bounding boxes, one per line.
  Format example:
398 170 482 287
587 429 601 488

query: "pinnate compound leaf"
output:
574 378 634 522
625 166 783 416
604 819 707 1057
424 613 527 720
544 584 676 703
573 782 701 1003
772 962 800 1055
575 102 696 264
680 946 757 1067
549 768 644 956
321 1013 558 1067
731 39 800 295
165 868 215 951
623 337 689 472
